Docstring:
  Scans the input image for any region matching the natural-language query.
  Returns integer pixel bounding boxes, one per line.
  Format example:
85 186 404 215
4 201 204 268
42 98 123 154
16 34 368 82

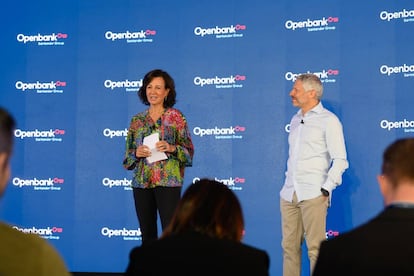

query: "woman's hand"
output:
136 145 151 158
156 141 176 153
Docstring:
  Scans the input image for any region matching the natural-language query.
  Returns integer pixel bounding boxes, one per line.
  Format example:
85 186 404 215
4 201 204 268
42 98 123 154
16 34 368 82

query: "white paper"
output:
143 133 168 163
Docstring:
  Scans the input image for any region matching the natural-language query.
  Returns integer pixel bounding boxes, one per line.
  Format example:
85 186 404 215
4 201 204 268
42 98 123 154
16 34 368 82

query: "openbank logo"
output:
15 80 67 94
15 128 65 142
16 32 68 46
101 227 142 241
326 229 340 239
13 225 63 240
285 123 291 133
104 79 143 92
380 9 414 23
285 69 339 83
380 119 414 133
380 64 414 78
12 177 64 191
285 16 339 32
102 177 132 191
194 24 246 39
103 128 128 139
194 74 246 89
193 177 245 191
193 125 246 140
105 29 156 44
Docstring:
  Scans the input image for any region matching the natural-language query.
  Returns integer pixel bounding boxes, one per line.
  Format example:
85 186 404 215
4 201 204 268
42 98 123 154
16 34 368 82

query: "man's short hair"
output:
296 73 323 100
382 138 414 186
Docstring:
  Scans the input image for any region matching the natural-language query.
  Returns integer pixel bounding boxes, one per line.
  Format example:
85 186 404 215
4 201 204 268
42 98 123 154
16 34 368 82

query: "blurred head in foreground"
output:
162 178 245 242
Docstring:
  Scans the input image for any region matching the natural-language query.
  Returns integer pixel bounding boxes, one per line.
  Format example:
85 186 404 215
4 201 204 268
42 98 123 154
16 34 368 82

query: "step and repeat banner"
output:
1 0 413 275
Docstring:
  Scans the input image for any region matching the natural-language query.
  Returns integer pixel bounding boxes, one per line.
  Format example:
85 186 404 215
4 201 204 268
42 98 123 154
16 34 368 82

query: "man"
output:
0 107 70 275
280 73 348 276
313 138 414 275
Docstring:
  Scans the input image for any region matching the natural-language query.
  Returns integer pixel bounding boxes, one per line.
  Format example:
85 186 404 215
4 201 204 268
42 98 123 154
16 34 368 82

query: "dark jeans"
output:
132 186 181 244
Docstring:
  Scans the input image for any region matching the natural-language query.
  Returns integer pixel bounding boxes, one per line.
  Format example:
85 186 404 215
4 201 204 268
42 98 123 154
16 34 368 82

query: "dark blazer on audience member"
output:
125 231 270 276
313 206 414 276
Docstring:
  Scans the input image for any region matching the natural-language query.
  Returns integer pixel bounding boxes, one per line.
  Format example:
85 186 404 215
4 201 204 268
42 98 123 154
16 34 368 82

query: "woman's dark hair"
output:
138 69 176 108
0 107 15 155
162 178 245 242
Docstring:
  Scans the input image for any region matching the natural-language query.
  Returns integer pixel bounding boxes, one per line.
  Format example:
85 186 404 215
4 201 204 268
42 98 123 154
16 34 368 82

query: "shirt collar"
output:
296 101 324 116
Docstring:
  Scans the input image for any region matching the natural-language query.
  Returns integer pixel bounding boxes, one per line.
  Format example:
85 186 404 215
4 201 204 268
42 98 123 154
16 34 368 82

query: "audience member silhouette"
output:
0 107 70 276
125 178 270 276
313 138 414 276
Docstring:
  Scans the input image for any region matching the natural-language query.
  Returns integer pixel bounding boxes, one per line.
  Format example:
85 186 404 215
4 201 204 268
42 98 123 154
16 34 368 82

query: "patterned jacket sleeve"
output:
172 111 194 167
123 117 138 170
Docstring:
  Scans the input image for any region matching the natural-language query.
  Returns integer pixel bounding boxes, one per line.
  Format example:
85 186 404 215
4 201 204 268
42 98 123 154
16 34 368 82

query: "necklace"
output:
149 108 164 121
148 108 166 140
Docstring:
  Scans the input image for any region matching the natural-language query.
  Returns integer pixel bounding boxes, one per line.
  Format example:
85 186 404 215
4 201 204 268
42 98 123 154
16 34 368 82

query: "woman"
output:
123 69 194 244
161 178 245 241
125 179 270 276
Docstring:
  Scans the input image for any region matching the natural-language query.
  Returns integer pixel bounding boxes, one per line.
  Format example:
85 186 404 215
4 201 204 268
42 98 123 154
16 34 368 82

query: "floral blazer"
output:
123 108 194 188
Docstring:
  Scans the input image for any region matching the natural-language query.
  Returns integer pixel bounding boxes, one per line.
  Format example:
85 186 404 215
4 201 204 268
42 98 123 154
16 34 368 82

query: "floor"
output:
72 273 124 276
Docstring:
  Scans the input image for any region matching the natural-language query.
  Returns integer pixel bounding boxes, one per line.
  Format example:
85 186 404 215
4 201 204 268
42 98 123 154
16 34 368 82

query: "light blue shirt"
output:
280 102 348 202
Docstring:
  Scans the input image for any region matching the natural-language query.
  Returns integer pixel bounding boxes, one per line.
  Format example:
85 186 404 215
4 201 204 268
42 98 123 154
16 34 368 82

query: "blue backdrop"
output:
1 0 413 275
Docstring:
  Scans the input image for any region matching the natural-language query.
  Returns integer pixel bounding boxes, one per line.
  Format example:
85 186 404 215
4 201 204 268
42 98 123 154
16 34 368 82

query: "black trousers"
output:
132 186 181 244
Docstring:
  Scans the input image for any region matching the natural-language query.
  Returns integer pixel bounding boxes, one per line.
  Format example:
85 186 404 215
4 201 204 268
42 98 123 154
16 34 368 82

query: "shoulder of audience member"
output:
0 222 70 275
